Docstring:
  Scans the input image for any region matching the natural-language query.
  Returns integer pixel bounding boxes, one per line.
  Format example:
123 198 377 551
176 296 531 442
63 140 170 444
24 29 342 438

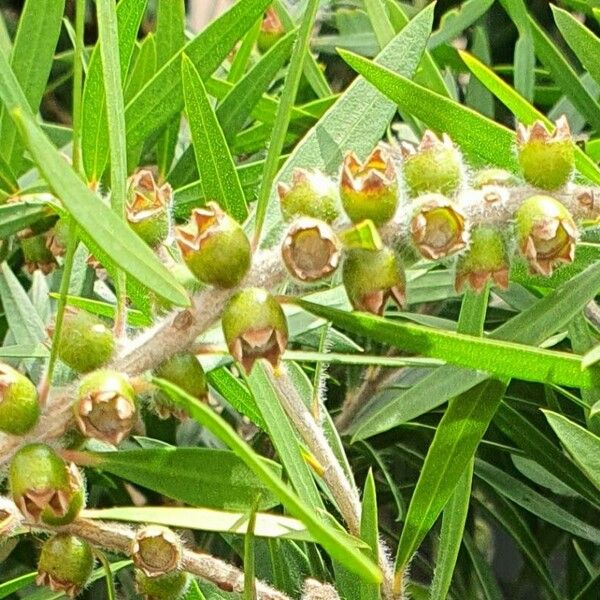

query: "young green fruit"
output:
277 168 341 223
516 116 574 190
343 246 405 315
401 130 463 197
257 7 285 54
9 443 85 525
471 168 518 190
281 217 341 282
455 226 510 293
37 534 94 598
132 526 182 577
515 194 577 276
340 145 398 226
175 202 251 288
127 169 173 247
222 288 288 374
56 309 115 373
75 370 137 445
153 352 207 419
19 231 57 274
0 363 40 435
135 569 190 600
409 193 469 260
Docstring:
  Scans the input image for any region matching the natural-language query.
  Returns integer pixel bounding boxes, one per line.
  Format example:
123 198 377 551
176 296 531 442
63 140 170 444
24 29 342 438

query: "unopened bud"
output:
56 309 115 373
37 534 94 598
10 444 85 525
135 569 190 600
75 370 137 445
222 288 288 374
257 7 285 54
277 168 341 223
343 246 405 315
281 217 341 282
401 131 463 197
127 169 172 247
516 116 574 190
0 362 40 435
132 526 182 577
410 193 468 260
455 226 510 293
515 194 577 276
340 146 398 226
175 202 251 288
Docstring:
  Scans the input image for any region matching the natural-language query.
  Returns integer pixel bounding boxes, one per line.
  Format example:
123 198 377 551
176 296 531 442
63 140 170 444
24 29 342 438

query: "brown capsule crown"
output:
132 526 182 577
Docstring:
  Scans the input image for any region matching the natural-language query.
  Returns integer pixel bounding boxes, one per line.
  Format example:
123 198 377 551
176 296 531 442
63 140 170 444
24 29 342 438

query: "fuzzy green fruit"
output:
37 534 94 598
10 444 85 525
0 363 40 435
135 569 190 600
57 310 115 373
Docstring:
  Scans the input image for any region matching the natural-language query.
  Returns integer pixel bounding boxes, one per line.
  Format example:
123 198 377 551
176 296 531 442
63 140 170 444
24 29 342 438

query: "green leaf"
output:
430 463 473 600
126 0 272 150
243 498 259 600
80 448 282 511
350 261 600 440
83 506 314 542
475 458 600 542
360 469 381 600
254 0 321 239
428 0 494 49
0 93 188 306
260 3 435 243
395 379 507 570
463 532 503 600
0 199 51 239
218 30 296 143
0 0 65 175
0 574 37 599
81 0 147 182
364 0 395 49
295 300 597 389
183 580 207 600
338 220 383 251
528 13 600 132
152 377 382 583
338 48 518 171
543 411 600 493
181 56 247 222
583 344 600 369
459 50 600 184
124 32 157 104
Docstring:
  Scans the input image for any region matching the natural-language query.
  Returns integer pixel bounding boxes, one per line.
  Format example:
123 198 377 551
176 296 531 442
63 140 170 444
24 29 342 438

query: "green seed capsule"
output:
20 231 57 274
75 370 137 446
0 363 40 435
153 353 207 419
135 569 190 600
277 168 341 223
127 169 172 247
343 247 405 315
401 131 463 197
517 116 574 190
471 168 518 190
515 194 577 276
340 145 398 226
175 203 251 288
222 288 288 374
9 444 85 525
57 309 115 373
37 534 94 598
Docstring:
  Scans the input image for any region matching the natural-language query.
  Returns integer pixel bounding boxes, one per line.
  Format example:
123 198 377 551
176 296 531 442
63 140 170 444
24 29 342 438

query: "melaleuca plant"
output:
1 2 600 600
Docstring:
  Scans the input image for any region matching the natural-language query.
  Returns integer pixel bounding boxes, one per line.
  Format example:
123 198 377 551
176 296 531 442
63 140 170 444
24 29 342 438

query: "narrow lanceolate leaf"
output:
459 50 600 185
126 0 272 150
360 470 381 600
0 574 37 599
295 300 597 389
0 0 65 175
6 111 188 306
217 29 296 143
428 0 494 49
255 0 321 239
394 379 508 573
260 3 435 242
0 199 51 239
181 57 247 222
81 0 147 182
543 411 600 493
79 448 282 511
339 48 519 171
153 377 382 584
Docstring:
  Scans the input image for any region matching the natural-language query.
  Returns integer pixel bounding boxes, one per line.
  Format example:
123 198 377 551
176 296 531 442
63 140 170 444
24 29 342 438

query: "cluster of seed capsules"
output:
1 446 189 598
